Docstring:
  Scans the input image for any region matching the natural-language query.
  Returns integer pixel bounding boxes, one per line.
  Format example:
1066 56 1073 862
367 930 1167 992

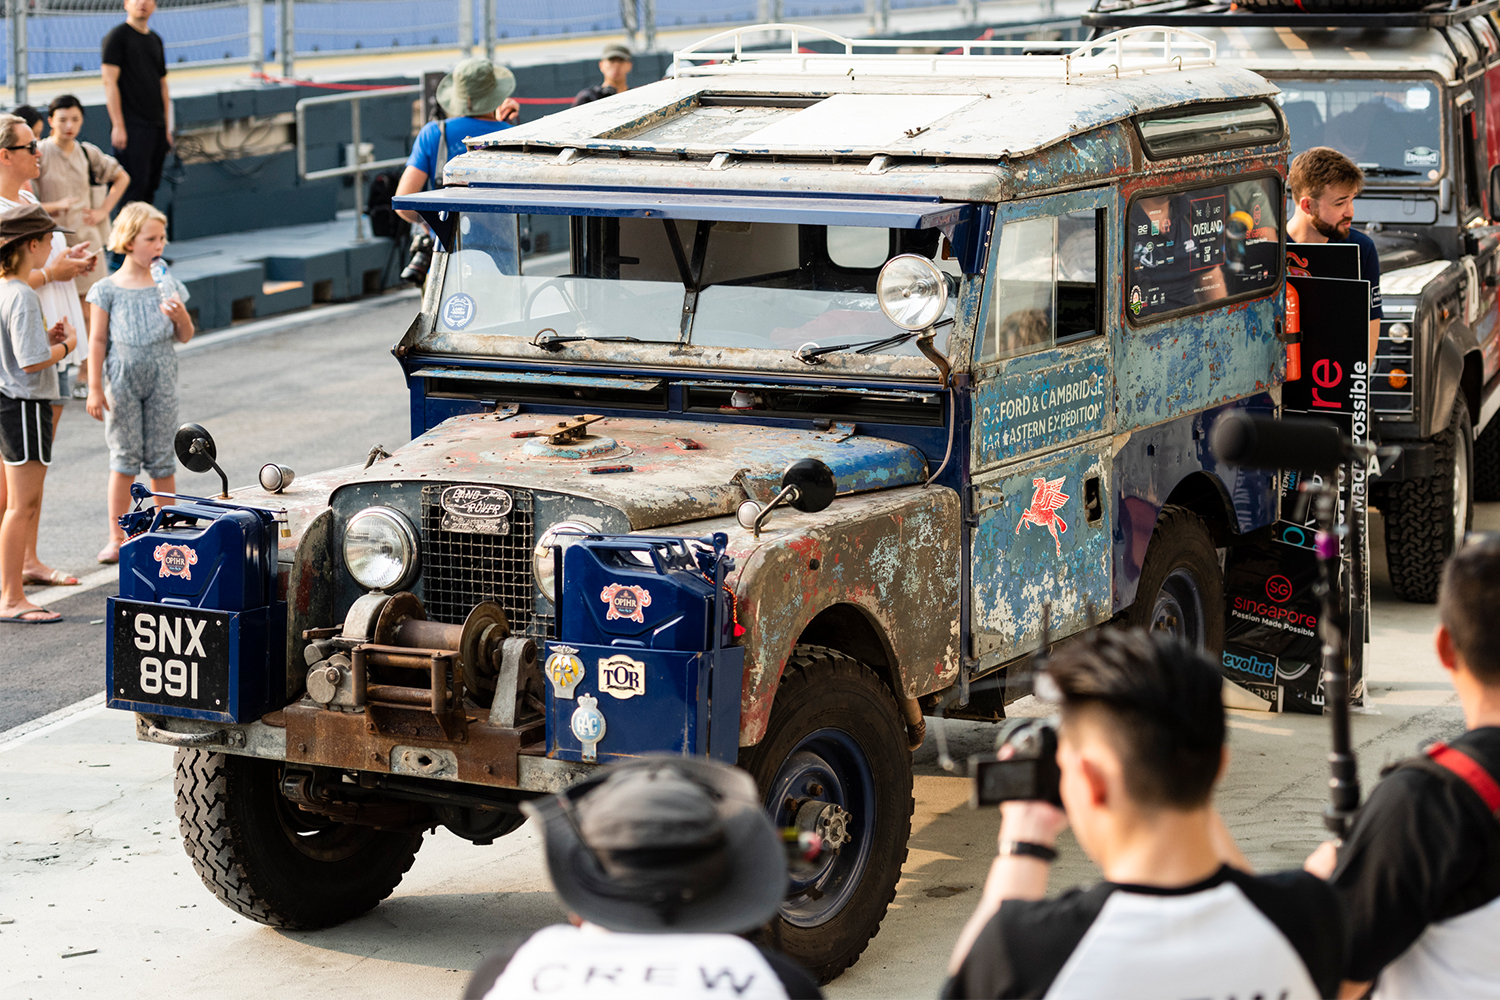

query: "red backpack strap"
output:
1426 742 1500 816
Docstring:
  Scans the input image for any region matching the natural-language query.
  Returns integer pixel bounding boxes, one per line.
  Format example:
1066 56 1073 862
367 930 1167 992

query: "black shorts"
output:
0 394 53 466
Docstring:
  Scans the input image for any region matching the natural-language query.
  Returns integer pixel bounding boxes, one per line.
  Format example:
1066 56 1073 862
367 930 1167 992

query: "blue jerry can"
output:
543 535 744 764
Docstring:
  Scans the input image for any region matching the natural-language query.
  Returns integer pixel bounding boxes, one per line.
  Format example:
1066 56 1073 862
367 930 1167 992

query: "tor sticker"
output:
1016 476 1070 557
153 543 199 580
545 644 585 699
441 292 477 330
571 694 606 763
600 583 652 624
598 654 646 700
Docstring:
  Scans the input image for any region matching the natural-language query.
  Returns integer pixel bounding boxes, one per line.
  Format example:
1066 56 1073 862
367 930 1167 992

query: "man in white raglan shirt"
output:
944 629 1346 1000
1305 535 1500 999
463 755 822 999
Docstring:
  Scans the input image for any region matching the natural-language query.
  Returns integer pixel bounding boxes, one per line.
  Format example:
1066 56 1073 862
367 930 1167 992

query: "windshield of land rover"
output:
1276 81 1442 179
433 213 961 358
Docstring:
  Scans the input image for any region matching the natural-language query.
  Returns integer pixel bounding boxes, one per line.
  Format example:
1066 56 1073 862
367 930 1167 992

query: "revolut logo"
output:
1223 651 1277 680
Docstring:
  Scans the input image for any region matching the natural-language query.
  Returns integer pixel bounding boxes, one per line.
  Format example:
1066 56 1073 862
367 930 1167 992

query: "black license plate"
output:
112 602 231 712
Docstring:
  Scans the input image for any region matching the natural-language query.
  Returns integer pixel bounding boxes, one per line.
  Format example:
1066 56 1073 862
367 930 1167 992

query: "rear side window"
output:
1126 175 1282 324
1136 100 1282 160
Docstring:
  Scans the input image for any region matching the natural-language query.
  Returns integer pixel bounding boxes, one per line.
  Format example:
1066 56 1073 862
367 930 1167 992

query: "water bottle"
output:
150 257 172 306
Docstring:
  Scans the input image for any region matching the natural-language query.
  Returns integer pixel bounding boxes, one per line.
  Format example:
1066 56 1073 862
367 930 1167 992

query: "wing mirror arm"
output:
740 458 837 539
175 423 230 499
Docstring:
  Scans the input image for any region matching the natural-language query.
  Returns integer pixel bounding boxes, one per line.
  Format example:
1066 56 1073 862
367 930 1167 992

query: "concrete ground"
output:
0 292 1479 997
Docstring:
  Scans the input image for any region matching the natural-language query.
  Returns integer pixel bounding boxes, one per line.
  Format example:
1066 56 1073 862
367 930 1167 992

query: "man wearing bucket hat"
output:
463 756 823 999
393 56 521 228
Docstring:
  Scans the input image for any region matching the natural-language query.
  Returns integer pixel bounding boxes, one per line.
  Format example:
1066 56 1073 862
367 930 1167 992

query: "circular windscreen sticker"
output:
441 293 476 330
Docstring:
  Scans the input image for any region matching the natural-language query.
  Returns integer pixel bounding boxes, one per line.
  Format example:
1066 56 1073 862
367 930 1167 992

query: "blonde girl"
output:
85 201 192 564
0 204 76 622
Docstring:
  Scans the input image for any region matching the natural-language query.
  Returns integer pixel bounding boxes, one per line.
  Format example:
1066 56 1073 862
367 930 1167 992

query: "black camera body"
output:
971 718 1062 808
401 231 435 286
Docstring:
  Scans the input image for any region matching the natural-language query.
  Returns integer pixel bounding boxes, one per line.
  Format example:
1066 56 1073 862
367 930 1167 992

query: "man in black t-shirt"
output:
945 630 1345 999
1305 537 1500 998
101 0 171 209
573 42 632 106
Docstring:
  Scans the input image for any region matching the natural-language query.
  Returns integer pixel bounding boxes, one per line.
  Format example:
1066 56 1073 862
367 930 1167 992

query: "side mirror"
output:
744 458 838 538
174 422 230 498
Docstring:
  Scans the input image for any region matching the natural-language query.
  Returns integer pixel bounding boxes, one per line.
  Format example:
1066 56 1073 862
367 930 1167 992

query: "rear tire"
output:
739 645 913 984
1474 414 1500 502
174 749 423 929
1124 505 1225 655
1384 399 1472 603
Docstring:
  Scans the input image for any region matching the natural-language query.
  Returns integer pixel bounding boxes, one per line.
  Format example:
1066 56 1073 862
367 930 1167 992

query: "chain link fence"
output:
2 0 1070 102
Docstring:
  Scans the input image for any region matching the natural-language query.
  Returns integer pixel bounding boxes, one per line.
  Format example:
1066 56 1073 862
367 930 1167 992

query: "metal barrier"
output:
294 84 417 243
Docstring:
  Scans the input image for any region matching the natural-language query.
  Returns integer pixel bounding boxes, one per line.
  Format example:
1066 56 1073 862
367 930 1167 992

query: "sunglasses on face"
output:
4 141 38 155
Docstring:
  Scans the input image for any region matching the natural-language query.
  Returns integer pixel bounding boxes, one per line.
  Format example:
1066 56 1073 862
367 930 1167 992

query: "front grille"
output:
420 485 553 638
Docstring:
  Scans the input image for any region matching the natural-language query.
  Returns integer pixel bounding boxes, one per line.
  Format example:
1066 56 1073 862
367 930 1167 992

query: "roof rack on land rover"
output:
672 23 1216 83
1085 0 1499 31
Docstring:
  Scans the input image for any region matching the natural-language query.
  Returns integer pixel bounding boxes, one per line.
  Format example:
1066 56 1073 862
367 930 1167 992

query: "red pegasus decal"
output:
1016 476 1070 557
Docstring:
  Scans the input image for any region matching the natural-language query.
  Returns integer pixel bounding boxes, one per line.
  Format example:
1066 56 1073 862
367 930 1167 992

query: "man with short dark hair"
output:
101 0 172 210
1287 146 1382 362
945 629 1345 1000
1305 537 1500 998
573 43 632 106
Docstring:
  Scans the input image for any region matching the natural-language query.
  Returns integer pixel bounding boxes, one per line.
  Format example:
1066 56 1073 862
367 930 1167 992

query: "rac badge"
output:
544 644 585 699
598 654 646 700
570 694 606 763
600 583 652 624
1016 476 1070 558
153 543 199 580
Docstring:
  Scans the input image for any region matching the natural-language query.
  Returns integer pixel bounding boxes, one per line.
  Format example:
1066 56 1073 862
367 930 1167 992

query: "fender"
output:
1431 333 1466 437
722 485 962 745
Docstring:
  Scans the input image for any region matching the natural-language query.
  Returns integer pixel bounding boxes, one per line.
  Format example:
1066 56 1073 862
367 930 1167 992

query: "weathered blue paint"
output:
970 440 1111 667
410 367 664 392
1111 393 1280 611
974 348 1110 467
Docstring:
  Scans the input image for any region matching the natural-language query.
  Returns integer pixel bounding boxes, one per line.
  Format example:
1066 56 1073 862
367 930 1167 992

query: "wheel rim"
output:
270 768 377 863
764 728 877 928
1150 566 1207 649
1453 431 1470 553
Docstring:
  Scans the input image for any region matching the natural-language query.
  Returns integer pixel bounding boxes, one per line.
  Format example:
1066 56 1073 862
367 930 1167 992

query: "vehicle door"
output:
969 189 1112 669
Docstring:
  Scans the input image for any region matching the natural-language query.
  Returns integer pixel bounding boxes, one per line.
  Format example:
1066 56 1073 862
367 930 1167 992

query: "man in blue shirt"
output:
394 56 519 226
1287 146 1383 364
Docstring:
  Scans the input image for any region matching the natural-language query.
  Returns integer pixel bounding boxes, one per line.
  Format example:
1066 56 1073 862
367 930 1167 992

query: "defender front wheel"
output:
739 645 914 984
1124 505 1225 655
174 749 423 929
1384 398 1472 603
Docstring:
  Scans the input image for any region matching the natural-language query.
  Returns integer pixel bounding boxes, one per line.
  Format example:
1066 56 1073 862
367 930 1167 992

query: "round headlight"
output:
533 519 599 603
1387 322 1411 343
877 253 950 331
343 507 419 592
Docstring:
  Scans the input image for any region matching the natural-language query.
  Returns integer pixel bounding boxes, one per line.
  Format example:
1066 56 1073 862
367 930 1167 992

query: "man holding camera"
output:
945 630 1344 999
1304 537 1500 998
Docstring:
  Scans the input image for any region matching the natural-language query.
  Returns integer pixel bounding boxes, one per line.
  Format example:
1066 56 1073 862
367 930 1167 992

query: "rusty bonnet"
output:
0 203 69 249
435 57 516 118
523 754 786 933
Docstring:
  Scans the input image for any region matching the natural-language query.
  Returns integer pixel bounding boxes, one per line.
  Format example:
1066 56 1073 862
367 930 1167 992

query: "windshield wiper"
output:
794 331 919 364
1360 166 1424 177
532 328 642 352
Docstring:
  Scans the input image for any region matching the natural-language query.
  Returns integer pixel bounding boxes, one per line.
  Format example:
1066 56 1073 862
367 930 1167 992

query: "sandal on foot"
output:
97 543 120 565
0 607 62 624
23 569 79 586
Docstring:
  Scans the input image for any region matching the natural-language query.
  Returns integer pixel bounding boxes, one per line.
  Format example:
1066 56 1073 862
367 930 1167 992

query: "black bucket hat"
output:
523 755 787 933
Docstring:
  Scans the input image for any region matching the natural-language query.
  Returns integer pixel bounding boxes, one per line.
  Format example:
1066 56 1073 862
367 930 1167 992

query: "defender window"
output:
1126 175 1282 324
1135 100 1281 160
978 210 1100 362
1276 81 1441 180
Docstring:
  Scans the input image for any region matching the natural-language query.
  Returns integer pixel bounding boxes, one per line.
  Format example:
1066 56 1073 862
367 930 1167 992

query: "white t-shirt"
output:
0 190 87 365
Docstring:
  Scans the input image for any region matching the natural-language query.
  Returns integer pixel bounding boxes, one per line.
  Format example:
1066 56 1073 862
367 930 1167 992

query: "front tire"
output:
739 646 913 984
1384 398 1472 603
174 749 423 929
1124 505 1225 654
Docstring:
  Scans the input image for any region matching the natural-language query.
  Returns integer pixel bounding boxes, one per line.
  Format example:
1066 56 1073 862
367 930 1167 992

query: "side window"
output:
1126 176 1282 323
1462 104 1484 215
979 210 1100 362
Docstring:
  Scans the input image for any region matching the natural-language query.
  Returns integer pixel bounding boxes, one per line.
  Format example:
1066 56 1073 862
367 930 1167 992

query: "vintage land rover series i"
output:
108 25 1310 981
1089 0 1500 602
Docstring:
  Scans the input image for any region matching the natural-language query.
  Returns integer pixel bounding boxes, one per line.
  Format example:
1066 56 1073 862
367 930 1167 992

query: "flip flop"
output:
0 608 62 624
23 569 79 586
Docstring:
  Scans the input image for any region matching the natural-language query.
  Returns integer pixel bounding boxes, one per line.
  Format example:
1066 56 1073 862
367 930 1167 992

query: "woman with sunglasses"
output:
0 113 93 587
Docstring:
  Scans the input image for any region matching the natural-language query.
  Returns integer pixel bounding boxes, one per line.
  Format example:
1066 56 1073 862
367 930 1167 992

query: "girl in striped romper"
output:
85 202 192 564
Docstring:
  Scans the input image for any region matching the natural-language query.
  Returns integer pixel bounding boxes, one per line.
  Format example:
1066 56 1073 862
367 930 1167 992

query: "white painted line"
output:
0 692 107 751
24 565 119 606
177 286 420 357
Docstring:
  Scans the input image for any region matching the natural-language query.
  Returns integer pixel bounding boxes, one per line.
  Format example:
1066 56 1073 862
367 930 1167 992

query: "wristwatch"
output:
999 840 1058 862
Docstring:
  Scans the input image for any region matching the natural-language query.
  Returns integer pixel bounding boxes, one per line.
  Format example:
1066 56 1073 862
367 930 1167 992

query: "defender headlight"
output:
343 507 419 592
533 519 599 603
877 253 950 331
1387 322 1411 344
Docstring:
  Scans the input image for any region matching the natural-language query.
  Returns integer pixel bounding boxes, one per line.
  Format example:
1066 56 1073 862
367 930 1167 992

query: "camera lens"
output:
401 233 434 286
